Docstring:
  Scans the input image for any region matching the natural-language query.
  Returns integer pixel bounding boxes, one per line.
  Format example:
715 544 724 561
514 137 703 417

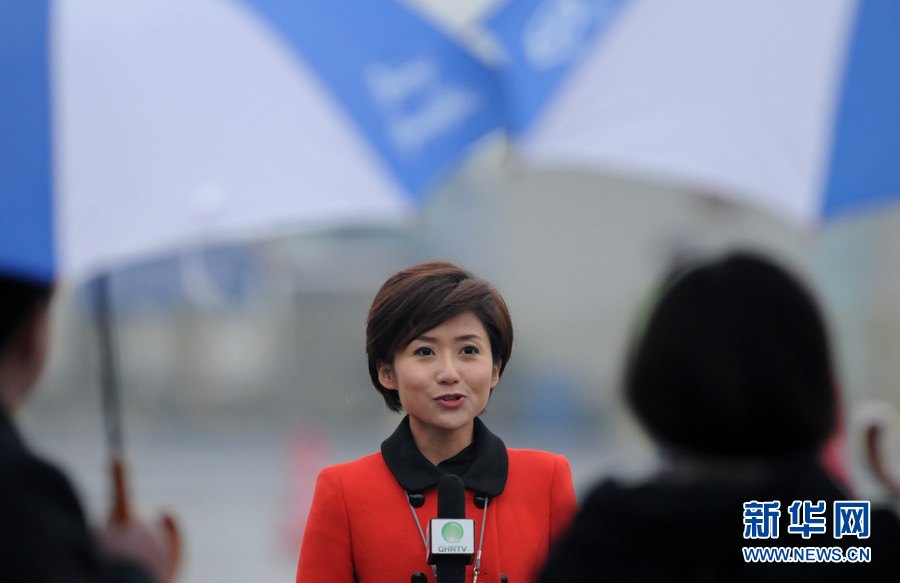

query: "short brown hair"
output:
366 261 513 412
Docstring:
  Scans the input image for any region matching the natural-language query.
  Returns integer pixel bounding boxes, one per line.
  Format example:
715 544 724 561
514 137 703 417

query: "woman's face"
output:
377 311 500 442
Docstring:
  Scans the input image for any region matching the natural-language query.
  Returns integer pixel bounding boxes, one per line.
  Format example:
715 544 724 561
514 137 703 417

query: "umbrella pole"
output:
90 277 183 582
90 274 132 524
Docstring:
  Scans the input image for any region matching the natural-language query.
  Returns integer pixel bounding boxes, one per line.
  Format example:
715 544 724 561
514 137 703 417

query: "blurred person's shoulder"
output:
0 410 84 516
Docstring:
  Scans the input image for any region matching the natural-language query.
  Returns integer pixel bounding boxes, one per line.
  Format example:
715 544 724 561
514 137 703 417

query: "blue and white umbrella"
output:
1 0 501 284
1 0 502 541
486 0 900 226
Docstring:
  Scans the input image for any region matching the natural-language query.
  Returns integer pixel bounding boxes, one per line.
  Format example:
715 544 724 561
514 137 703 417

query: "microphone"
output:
428 475 474 583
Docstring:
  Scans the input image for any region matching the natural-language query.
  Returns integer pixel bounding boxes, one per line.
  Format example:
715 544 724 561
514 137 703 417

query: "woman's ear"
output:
377 361 397 390
490 363 500 389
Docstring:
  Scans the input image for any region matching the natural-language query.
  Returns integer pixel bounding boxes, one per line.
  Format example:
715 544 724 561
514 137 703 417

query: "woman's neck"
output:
409 418 474 466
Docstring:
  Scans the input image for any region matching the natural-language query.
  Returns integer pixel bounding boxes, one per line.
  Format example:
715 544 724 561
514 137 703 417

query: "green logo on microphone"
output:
442 521 464 543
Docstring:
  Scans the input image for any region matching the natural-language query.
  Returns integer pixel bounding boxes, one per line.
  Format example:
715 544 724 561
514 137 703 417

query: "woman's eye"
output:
461 345 479 355
413 347 434 356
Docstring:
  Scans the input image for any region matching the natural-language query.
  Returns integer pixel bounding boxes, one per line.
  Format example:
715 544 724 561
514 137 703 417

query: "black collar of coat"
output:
381 415 508 497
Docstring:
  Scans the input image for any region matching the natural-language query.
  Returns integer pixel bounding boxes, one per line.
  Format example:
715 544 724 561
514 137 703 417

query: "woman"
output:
296 261 577 583
539 251 900 582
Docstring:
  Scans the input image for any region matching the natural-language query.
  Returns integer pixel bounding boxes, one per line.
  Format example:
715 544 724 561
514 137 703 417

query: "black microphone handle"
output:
437 474 466 518
435 475 467 583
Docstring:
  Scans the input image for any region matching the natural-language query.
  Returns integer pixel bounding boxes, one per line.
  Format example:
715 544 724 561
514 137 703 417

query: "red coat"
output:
296 419 577 583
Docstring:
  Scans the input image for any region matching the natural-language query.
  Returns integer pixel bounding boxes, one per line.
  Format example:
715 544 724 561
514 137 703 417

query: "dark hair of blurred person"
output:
0 275 52 349
298 261 577 583
540 250 900 583
0 276 53 411
625 252 835 458
0 274 174 582
366 260 514 412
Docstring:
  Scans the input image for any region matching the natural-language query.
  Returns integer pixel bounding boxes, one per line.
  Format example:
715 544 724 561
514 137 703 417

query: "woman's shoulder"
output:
316 451 396 488
507 448 570 467
506 449 573 485
312 452 406 511
503 450 577 517
319 452 385 476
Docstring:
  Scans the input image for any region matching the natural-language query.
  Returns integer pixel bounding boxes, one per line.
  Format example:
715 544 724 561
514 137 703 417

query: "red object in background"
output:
820 381 850 489
282 427 329 554
820 432 849 489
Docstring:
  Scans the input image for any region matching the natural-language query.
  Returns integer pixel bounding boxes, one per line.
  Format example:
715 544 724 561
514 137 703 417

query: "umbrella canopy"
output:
1 0 501 284
486 0 900 226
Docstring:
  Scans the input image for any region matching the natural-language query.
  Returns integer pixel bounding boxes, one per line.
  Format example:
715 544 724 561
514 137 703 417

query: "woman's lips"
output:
435 394 466 408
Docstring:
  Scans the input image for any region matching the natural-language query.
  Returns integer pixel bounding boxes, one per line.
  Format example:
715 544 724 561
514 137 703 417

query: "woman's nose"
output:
435 355 460 383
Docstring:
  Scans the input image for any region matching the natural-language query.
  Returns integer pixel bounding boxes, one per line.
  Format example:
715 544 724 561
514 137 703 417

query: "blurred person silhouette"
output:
296 261 577 583
0 275 175 583
539 251 900 582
